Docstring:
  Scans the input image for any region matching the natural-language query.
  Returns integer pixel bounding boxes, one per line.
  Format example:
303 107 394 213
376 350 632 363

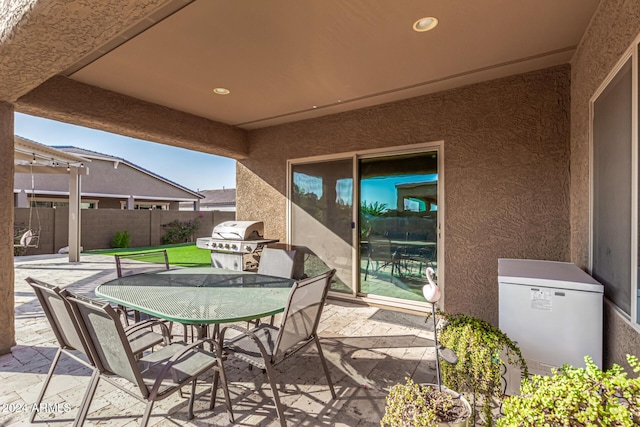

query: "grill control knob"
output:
245 246 253 253
231 244 238 251
218 243 225 248
224 243 230 249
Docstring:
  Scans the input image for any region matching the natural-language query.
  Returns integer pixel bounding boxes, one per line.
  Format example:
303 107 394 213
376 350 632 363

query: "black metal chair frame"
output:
364 236 399 280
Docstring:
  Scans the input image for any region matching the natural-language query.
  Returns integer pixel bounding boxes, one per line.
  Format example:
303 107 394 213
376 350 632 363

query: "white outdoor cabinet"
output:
498 258 603 395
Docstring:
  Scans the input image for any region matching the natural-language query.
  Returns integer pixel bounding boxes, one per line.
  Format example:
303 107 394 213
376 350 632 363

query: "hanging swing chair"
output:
14 161 41 249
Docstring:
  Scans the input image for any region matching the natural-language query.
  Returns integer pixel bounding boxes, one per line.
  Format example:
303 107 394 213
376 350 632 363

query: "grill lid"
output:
212 220 264 240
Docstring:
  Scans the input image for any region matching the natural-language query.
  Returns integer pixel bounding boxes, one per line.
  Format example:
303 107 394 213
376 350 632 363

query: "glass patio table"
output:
95 267 296 327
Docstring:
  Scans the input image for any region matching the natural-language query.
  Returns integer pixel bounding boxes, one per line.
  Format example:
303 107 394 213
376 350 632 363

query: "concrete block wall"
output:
13 208 235 254
88 209 150 249
53 208 68 253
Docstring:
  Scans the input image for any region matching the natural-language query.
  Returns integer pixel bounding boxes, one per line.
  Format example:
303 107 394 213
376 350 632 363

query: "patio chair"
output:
115 250 170 323
114 250 192 339
25 277 171 424
115 250 170 278
257 247 296 278
66 293 233 427
399 244 436 276
219 269 337 427
364 235 399 280
255 247 297 325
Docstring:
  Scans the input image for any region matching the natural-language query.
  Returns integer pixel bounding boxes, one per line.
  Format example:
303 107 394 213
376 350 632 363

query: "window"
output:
591 43 639 327
120 201 169 210
31 198 97 209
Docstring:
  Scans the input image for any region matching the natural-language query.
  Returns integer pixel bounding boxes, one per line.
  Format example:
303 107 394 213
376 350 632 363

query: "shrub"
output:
161 218 200 245
498 355 640 426
437 312 528 426
360 201 388 238
111 230 130 248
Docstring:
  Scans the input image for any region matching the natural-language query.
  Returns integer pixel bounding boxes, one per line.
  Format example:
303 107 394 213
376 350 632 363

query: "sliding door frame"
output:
287 140 445 313
287 152 359 297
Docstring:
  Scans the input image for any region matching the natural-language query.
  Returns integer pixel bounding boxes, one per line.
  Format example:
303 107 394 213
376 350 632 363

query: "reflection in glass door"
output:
359 152 439 302
290 159 354 293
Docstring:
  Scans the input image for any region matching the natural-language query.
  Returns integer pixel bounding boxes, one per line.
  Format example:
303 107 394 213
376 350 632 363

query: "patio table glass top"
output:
95 267 296 324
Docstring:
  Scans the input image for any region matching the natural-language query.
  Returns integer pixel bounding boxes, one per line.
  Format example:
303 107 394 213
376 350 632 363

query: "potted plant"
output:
498 355 640 426
437 312 528 426
381 268 472 426
381 378 472 427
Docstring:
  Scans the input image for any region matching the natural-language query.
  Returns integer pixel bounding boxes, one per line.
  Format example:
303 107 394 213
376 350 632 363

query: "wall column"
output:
127 196 135 210
0 102 15 355
16 190 27 208
68 168 81 262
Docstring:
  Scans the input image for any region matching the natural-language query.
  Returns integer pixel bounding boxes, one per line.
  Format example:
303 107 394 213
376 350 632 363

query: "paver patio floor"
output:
2 254 438 426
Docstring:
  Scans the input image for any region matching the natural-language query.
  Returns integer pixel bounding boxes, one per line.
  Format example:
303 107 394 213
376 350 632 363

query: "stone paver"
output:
2 254 437 426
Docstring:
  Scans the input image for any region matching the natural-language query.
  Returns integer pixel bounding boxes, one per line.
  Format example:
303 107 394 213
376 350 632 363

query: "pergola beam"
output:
14 137 89 262
14 164 88 174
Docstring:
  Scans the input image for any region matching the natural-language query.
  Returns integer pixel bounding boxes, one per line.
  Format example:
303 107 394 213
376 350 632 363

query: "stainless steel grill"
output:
196 221 277 271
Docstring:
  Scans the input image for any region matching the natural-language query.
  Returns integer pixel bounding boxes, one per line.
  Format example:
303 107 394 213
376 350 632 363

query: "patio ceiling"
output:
60 0 599 130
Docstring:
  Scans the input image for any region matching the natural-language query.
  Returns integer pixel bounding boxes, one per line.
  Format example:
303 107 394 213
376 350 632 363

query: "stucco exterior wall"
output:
99 199 124 209
238 66 571 325
570 0 640 369
14 157 198 201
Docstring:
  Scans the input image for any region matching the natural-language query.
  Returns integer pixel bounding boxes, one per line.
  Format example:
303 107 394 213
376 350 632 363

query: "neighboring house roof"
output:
52 146 204 199
199 188 236 207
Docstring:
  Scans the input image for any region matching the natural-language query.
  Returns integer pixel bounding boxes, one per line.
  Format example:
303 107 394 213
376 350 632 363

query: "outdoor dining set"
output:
25 248 337 427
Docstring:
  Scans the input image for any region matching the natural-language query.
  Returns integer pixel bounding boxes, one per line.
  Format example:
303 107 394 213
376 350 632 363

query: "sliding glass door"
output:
359 151 439 302
290 158 355 293
289 143 442 305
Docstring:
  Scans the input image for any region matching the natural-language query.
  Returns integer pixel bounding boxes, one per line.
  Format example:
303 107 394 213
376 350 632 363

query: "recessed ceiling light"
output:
413 17 438 32
213 87 230 95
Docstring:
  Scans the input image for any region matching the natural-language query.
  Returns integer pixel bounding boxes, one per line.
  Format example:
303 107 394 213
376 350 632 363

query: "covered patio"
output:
1 1 640 425
3 254 437 426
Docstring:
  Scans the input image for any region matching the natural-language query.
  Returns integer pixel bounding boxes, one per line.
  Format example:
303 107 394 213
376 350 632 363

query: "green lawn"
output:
85 243 211 268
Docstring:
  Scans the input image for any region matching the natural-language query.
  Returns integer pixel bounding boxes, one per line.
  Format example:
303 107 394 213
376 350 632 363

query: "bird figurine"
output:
422 267 441 303
422 266 457 391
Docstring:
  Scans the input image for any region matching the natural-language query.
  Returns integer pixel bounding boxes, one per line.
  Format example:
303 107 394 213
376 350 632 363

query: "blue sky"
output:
14 113 236 192
294 172 437 210
361 175 437 210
